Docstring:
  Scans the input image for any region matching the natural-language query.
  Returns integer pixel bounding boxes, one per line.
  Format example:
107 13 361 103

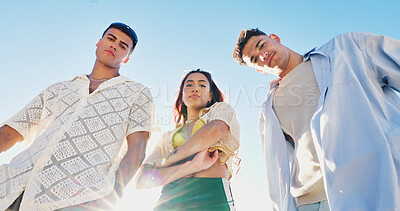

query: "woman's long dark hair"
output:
174 69 224 125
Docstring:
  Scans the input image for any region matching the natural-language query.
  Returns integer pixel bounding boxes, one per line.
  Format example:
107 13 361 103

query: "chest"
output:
171 119 206 149
46 85 133 128
89 81 102 94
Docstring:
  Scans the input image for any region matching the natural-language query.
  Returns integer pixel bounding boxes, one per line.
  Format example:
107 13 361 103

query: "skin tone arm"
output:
135 149 219 189
115 131 150 192
157 119 229 168
108 131 150 200
0 125 24 153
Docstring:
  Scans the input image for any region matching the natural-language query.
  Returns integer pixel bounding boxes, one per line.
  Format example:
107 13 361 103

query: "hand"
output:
191 149 219 171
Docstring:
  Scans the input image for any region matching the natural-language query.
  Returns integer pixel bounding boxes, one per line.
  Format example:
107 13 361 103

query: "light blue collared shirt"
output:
260 32 400 210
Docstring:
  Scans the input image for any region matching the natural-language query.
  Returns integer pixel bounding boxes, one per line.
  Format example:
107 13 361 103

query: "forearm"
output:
113 132 149 196
0 125 24 153
164 120 228 165
135 162 197 189
115 148 144 190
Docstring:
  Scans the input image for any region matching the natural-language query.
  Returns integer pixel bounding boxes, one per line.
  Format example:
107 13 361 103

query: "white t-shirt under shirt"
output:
273 60 327 206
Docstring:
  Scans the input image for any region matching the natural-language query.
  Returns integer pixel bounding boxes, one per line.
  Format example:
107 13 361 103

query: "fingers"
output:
210 150 219 164
199 149 209 156
193 149 208 161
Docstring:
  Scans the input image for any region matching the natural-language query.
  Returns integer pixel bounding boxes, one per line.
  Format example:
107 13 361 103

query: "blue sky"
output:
1 0 399 210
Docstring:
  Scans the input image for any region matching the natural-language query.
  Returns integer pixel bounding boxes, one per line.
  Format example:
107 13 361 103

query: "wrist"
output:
184 159 197 174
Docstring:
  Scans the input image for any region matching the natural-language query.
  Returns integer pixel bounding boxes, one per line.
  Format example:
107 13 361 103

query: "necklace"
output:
185 118 199 124
89 77 108 82
90 78 108 82
88 74 118 82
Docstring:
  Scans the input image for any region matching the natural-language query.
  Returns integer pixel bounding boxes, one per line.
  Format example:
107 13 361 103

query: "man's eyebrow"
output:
107 33 130 49
107 33 117 40
186 80 194 83
120 40 129 49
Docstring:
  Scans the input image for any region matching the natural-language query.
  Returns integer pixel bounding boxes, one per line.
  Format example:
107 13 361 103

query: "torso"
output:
192 161 228 178
273 60 326 204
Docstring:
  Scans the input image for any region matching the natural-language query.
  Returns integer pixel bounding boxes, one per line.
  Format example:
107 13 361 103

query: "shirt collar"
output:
71 74 133 83
302 46 331 97
303 47 318 61
303 46 331 61
71 74 134 92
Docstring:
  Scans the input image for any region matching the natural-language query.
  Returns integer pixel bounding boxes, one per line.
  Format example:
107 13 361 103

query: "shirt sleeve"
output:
2 89 47 141
126 87 159 136
207 102 240 142
362 33 400 92
205 102 240 163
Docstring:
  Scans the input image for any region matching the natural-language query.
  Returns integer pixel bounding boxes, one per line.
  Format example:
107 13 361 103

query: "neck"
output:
278 49 303 78
186 107 202 123
90 59 120 80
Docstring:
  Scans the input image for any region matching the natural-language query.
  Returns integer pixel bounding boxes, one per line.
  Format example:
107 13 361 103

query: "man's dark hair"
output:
233 28 267 65
102 22 138 53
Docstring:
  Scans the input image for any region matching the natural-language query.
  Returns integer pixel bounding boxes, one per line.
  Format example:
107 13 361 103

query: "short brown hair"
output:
232 28 267 65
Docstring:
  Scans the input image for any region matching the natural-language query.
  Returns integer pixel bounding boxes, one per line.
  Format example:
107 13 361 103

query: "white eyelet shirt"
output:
0 74 158 211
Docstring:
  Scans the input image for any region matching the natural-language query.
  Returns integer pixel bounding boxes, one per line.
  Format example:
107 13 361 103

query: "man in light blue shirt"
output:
233 29 400 210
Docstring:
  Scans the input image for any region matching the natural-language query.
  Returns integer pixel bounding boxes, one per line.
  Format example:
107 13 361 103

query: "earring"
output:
123 57 130 64
96 39 100 47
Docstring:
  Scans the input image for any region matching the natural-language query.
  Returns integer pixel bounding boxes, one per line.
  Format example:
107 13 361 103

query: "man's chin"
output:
257 66 281 76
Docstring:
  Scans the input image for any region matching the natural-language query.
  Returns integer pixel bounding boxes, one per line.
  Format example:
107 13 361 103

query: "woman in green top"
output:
135 69 240 210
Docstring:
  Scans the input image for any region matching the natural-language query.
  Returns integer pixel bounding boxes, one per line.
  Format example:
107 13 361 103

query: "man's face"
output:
95 28 133 68
242 35 290 76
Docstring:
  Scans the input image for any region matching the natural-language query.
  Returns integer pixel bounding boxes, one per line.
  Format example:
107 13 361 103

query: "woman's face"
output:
182 73 212 110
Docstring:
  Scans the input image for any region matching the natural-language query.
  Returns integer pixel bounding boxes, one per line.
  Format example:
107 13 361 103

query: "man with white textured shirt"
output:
0 22 158 211
233 29 400 211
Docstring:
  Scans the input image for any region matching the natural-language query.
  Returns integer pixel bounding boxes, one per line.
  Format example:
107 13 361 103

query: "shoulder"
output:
331 32 374 42
125 81 151 94
312 32 372 57
322 32 375 50
120 81 154 102
201 102 235 115
213 102 235 112
211 102 234 110
41 81 70 96
200 102 238 126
